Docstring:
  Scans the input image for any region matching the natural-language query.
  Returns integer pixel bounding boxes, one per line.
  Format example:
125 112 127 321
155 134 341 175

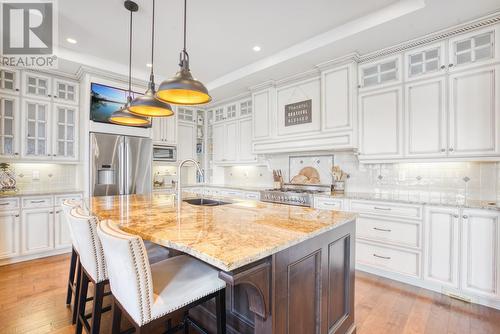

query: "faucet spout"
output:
177 159 204 208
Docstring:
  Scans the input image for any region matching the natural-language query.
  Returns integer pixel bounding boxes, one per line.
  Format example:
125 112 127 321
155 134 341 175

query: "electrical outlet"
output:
32 170 40 180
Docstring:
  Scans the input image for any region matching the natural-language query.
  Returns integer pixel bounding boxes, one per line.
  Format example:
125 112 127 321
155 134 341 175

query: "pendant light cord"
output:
179 0 189 67
183 0 187 52
129 9 133 96
150 0 155 75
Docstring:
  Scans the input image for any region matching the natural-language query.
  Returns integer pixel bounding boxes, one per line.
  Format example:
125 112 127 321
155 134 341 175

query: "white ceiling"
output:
57 0 500 101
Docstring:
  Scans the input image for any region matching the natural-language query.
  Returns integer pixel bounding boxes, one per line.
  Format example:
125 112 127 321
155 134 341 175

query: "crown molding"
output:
275 68 320 87
208 91 252 108
249 80 276 92
359 11 500 63
315 52 360 71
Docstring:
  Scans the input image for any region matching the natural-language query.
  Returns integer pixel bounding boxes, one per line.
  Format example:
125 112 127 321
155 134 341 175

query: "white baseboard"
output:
0 248 72 266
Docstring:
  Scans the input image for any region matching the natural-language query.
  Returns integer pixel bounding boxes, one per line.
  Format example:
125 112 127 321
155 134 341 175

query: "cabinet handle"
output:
49 211 54 214
449 148 454 152
30 200 46 203
0 202 10 206
374 206 392 211
440 65 446 69
462 215 468 219
441 148 446 152
449 64 454 67
373 254 391 260
14 152 19 155
373 227 391 232
55 210 61 214
15 214 20 217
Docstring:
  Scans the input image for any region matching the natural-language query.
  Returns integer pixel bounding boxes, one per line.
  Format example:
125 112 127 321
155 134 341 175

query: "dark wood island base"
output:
190 219 356 334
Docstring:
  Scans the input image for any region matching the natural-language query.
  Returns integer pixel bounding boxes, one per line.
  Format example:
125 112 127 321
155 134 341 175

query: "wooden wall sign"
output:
284 99 312 127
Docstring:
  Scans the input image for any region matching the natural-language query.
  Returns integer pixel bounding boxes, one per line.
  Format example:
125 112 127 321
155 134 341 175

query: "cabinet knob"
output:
15 214 19 217
449 148 454 152
441 148 446 152
14 152 19 155
462 215 468 219
440 65 446 69
449 64 454 68
49 211 54 214
453 214 459 218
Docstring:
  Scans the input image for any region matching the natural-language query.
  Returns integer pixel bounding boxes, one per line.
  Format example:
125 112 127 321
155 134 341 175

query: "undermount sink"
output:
183 198 230 206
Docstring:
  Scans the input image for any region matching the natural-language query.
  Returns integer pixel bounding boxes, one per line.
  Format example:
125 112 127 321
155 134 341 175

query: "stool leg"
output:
76 269 89 334
72 258 81 325
66 247 77 305
90 281 105 334
215 289 226 334
111 298 122 334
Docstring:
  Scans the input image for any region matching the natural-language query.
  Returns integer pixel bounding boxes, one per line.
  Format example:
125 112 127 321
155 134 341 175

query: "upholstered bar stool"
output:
68 207 111 334
97 220 227 334
61 199 84 324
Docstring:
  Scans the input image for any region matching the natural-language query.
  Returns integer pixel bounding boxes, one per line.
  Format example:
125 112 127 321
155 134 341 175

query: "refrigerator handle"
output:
118 137 125 195
124 137 130 195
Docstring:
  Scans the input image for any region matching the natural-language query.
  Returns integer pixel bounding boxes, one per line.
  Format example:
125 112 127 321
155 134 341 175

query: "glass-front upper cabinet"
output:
358 55 402 89
0 96 19 157
23 72 52 100
0 68 20 95
225 104 237 120
22 99 50 158
404 42 447 81
448 26 499 71
214 107 224 122
53 78 79 105
240 99 252 117
177 107 195 122
53 104 77 160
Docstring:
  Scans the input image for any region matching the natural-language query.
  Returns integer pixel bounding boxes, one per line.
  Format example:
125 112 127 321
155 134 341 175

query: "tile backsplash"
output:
222 152 500 202
7 163 81 191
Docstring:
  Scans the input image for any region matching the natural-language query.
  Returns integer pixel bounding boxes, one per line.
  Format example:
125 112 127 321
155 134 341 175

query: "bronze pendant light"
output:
156 0 211 105
129 0 174 117
109 0 151 127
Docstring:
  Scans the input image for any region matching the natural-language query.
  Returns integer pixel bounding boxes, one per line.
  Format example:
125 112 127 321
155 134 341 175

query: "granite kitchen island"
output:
90 193 357 334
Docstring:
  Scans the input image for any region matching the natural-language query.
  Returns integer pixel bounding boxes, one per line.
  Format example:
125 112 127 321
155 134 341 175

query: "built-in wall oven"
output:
153 144 177 162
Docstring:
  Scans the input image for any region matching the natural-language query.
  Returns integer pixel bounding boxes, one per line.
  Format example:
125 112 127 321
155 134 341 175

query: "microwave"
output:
153 145 177 162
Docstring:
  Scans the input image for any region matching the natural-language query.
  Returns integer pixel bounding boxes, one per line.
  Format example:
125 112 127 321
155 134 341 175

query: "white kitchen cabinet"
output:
214 107 225 123
239 100 252 117
404 76 447 157
0 95 20 158
53 103 78 160
448 65 499 156
0 211 20 259
404 42 447 81
21 207 54 255
225 103 238 120
358 55 402 90
177 121 196 161
448 25 499 72
177 107 195 122
0 67 20 95
54 208 72 249
252 88 273 140
314 197 345 211
321 63 356 133
359 86 403 159
461 209 500 299
424 206 460 288
52 78 79 105
23 72 52 101
213 121 238 163
22 99 51 159
152 114 177 145
238 118 255 162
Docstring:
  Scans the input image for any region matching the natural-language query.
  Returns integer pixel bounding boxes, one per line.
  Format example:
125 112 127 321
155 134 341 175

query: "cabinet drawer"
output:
350 200 422 219
0 198 19 211
220 190 243 198
357 216 420 248
314 197 344 210
54 193 83 206
357 241 420 278
22 196 53 208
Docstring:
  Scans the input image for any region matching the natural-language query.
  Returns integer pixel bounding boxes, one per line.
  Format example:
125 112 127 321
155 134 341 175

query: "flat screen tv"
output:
90 82 149 127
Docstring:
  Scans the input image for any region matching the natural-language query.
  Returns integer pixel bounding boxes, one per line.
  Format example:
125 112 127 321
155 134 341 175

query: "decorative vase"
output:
0 163 17 192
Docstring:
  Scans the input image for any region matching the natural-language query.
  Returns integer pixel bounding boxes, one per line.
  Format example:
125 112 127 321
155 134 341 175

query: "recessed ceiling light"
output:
252 45 261 52
146 63 152 68
66 38 77 44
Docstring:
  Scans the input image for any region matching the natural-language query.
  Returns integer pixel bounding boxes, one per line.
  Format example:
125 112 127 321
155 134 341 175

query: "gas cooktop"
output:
260 185 329 207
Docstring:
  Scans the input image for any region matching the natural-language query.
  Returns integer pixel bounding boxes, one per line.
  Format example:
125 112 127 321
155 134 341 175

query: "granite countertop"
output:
89 193 357 272
0 188 84 198
315 192 499 211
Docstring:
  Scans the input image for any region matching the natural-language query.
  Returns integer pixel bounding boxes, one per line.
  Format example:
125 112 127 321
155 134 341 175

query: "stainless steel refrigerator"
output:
90 133 152 196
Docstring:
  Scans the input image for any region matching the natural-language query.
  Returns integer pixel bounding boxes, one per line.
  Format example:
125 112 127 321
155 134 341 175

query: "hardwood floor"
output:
0 254 499 334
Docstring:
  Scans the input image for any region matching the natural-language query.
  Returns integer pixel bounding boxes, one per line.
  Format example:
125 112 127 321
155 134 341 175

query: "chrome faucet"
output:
177 159 204 207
